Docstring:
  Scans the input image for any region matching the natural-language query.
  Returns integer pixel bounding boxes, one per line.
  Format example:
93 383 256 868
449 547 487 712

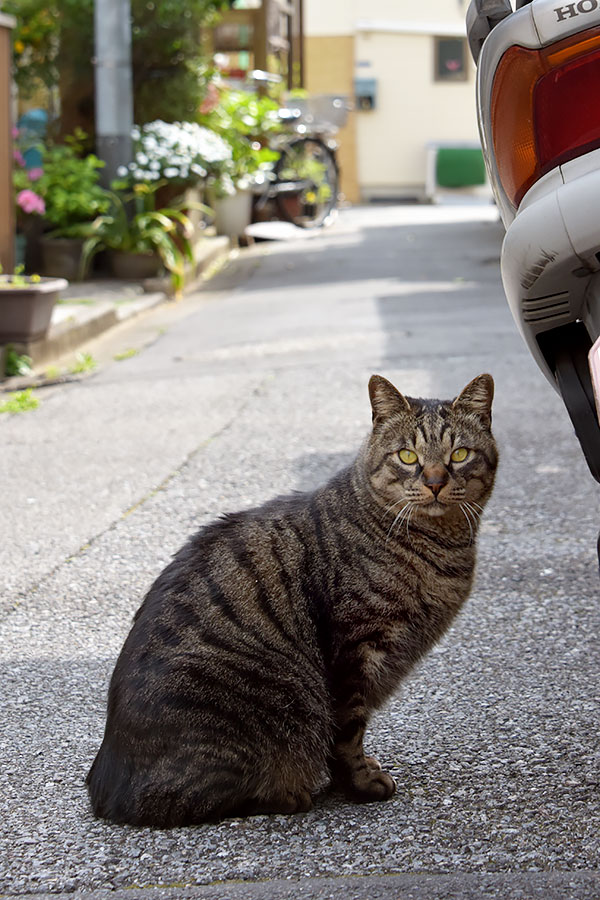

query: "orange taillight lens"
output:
491 26 600 207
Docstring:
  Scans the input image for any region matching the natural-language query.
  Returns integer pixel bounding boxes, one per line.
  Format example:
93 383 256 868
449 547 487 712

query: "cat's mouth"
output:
423 500 447 517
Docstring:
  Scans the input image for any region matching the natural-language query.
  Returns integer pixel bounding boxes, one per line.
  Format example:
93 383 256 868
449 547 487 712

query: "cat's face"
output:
365 375 498 523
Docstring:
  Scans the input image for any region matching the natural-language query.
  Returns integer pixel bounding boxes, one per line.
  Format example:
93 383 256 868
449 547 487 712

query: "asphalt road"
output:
1 204 599 899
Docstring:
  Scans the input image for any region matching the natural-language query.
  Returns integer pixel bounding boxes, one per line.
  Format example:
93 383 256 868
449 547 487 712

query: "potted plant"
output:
27 131 111 280
198 88 281 237
119 119 232 191
0 266 67 343
81 182 207 294
116 119 232 216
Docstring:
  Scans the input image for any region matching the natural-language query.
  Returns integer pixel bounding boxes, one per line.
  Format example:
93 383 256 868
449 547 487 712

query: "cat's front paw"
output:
345 767 396 803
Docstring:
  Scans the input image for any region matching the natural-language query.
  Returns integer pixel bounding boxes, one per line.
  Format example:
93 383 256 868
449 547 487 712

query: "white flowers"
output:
125 120 233 184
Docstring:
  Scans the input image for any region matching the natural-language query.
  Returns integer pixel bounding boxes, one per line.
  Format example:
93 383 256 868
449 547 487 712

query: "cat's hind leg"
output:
246 747 329 815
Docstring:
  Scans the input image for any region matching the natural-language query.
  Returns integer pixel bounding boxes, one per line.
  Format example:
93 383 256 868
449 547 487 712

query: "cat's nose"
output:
423 465 448 496
428 482 444 496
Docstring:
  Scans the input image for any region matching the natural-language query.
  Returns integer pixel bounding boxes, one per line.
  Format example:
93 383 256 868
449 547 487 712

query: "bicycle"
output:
248 72 350 229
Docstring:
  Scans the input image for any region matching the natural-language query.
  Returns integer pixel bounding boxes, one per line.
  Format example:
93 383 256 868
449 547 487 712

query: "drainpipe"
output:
94 0 134 187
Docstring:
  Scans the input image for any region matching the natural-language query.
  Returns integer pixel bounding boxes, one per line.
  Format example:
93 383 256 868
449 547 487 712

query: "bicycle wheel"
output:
274 138 339 229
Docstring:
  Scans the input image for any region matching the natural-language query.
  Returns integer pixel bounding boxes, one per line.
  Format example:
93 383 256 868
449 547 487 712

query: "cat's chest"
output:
371 542 474 612
339 551 472 658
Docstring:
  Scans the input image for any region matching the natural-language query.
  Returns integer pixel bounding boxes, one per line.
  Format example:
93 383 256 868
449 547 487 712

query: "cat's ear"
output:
369 375 411 425
453 374 494 424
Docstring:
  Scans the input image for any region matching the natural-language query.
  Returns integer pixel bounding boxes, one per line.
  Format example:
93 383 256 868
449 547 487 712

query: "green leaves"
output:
81 184 197 293
0 389 40 414
35 136 111 238
198 88 283 193
7 0 226 119
4 347 33 377
68 352 97 374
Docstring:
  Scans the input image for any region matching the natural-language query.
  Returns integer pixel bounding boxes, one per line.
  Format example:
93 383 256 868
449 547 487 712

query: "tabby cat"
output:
87 373 497 827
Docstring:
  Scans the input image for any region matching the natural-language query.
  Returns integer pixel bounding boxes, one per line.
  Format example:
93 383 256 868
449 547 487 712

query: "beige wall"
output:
304 35 360 204
305 0 470 37
355 30 478 197
304 0 479 199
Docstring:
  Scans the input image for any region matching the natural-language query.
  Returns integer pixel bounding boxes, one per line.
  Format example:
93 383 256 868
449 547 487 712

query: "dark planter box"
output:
40 237 86 281
106 249 163 280
0 275 67 342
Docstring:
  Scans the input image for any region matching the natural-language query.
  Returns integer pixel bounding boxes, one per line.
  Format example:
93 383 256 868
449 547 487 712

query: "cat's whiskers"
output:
459 502 475 545
386 502 411 544
395 502 416 535
386 501 416 544
400 495 423 539
404 503 417 540
463 501 483 524
385 497 408 518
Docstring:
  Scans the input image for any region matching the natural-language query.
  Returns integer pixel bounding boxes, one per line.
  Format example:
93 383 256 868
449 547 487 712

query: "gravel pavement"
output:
1 204 599 898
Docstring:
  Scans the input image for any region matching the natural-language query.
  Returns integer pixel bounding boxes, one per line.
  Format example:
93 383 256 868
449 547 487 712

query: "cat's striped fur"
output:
87 373 497 827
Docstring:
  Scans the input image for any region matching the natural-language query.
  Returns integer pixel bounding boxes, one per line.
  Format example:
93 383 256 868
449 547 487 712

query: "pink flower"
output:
17 189 45 216
12 126 19 139
13 148 25 167
28 167 44 181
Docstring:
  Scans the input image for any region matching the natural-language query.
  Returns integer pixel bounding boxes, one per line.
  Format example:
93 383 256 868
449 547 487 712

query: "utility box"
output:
354 77 377 111
436 146 486 188
425 142 489 203
0 13 15 273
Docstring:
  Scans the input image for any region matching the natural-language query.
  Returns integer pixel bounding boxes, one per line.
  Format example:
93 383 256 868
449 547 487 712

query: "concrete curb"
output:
25 292 166 368
5 872 600 900
0 235 231 371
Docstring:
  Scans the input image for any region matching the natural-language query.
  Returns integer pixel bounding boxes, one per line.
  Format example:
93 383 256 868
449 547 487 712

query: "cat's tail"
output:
85 738 247 827
86 740 146 825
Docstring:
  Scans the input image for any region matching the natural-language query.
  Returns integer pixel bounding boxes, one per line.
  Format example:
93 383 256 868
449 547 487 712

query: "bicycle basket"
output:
282 94 351 131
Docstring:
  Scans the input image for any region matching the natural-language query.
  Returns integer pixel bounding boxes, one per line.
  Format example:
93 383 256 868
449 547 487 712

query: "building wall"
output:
305 0 470 35
355 29 477 197
303 35 360 204
304 0 356 37
304 0 479 200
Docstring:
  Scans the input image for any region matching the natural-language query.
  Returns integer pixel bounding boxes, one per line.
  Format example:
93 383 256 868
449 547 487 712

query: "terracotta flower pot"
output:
0 275 67 343
276 191 302 222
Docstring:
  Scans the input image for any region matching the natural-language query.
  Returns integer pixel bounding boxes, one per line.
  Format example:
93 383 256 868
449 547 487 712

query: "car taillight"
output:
491 27 600 207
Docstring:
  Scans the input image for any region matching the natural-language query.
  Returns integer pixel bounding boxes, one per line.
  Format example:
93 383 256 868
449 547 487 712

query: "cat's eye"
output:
451 447 469 463
399 449 418 465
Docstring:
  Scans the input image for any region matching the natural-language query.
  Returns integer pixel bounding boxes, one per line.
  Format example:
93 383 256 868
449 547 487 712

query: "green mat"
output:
436 147 486 188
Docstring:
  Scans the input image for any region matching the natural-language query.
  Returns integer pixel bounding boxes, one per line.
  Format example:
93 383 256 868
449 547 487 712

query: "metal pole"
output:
94 0 134 187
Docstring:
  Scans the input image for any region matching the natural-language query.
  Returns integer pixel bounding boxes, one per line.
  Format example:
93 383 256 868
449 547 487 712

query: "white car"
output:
469 0 600 479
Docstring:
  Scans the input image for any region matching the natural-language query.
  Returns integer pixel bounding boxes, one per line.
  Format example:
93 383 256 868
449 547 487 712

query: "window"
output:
434 37 468 82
